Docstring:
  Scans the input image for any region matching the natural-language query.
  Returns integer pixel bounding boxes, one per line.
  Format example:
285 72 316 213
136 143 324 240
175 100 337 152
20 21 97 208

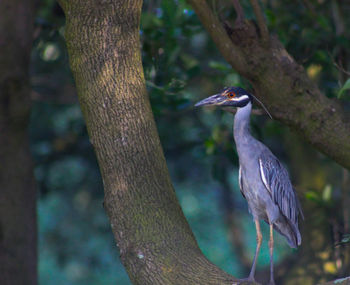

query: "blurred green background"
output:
31 0 350 284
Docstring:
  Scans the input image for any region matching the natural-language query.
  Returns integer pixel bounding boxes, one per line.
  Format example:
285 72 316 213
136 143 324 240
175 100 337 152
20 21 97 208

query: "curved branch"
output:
232 0 245 25
249 0 269 45
188 0 350 170
189 0 248 73
322 276 350 285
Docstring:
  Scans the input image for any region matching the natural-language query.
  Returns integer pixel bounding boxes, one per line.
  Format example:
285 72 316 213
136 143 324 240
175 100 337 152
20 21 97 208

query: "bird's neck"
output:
233 102 254 147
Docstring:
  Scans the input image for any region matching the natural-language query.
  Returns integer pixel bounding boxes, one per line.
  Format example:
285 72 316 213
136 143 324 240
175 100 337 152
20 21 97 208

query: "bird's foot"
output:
268 279 276 285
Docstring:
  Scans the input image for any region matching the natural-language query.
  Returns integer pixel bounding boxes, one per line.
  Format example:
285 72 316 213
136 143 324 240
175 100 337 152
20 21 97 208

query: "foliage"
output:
338 79 350 98
30 0 350 284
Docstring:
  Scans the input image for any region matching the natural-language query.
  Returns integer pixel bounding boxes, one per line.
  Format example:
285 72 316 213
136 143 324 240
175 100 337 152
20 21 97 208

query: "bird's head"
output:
195 86 252 108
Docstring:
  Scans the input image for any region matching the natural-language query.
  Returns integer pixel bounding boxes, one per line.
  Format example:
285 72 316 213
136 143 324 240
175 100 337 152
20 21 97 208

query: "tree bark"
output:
188 0 350 171
57 0 244 284
0 0 38 284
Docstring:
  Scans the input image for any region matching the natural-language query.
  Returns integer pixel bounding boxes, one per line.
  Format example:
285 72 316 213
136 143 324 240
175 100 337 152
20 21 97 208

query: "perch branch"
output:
249 0 269 46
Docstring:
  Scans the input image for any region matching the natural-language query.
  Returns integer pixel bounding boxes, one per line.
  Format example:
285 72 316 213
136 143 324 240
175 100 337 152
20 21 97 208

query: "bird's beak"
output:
194 94 226 107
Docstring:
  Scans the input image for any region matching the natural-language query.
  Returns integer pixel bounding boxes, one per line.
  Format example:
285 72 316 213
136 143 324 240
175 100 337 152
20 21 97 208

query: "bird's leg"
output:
246 219 262 281
268 223 276 285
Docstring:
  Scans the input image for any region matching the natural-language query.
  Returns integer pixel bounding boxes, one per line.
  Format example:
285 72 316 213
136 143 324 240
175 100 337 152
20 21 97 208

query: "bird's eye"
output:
227 92 236 98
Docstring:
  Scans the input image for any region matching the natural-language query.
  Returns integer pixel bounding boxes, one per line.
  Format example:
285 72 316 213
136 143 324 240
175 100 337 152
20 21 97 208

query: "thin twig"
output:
341 169 350 274
302 0 318 19
342 169 349 233
188 0 247 69
327 50 350 77
331 0 348 84
333 61 350 77
231 0 245 26
331 0 345 36
249 0 269 46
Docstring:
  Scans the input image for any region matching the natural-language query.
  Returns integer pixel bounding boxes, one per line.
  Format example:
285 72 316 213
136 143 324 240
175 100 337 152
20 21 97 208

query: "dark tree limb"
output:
249 0 269 46
0 0 38 284
232 0 245 26
188 0 350 170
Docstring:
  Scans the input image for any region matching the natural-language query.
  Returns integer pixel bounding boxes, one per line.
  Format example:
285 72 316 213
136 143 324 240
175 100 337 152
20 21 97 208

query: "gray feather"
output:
258 152 302 246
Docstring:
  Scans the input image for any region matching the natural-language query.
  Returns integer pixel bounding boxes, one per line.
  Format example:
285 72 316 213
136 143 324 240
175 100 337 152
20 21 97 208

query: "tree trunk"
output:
0 1 38 284
57 0 241 284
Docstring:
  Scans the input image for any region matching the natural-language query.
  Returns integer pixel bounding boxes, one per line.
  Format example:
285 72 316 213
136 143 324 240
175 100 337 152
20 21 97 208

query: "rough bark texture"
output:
188 0 350 171
58 0 244 284
0 0 38 284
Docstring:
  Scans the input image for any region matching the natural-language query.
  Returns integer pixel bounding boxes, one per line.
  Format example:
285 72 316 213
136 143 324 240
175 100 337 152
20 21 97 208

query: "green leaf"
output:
208 60 230 71
322 184 332 202
141 13 163 29
337 78 350 98
180 53 199 70
316 16 330 30
305 191 321 203
204 139 215 155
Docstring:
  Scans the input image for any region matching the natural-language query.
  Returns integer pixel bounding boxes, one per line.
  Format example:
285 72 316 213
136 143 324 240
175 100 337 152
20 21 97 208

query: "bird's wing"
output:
258 152 299 224
238 166 246 199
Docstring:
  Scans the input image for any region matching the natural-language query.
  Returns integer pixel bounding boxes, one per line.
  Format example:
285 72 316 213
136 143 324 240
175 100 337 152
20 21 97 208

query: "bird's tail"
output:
273 217 301 249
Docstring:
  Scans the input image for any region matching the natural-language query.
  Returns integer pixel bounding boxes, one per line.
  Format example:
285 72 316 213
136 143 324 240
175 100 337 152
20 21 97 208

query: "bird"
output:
195 86 303 285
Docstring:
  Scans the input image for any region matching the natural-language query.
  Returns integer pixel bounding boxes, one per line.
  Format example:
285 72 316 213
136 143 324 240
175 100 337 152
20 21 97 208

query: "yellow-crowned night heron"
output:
195 87 303 285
